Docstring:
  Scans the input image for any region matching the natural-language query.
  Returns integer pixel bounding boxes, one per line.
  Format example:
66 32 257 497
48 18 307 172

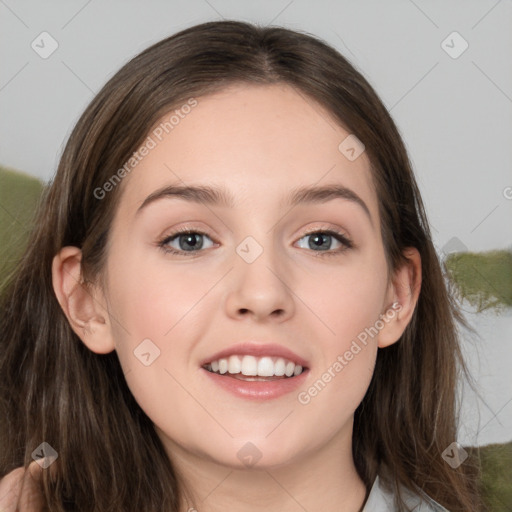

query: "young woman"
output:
0 20 483 512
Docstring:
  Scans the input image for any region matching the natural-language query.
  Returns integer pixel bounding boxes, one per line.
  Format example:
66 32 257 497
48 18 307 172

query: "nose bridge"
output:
225 228 295 320
231 202 281 270
237 228 283 285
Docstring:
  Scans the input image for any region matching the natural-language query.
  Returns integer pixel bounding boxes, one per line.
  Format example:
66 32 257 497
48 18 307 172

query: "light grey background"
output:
1 0 511 446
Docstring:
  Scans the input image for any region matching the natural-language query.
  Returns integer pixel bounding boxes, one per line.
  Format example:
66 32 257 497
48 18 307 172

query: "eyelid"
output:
297 224 353 244
159 226 218 245
159 224 218 242
299 225 350 239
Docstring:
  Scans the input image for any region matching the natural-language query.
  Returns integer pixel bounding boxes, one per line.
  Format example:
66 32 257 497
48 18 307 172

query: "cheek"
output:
103 249 216 396
104 259 214 440
294 341 377 456
107 252 210 338
293 251 387 415
295 274 383 440
300 252 389 352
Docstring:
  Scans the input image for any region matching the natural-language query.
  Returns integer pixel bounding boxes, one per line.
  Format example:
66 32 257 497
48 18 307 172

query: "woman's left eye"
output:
158 228 353 257
295 230 353 256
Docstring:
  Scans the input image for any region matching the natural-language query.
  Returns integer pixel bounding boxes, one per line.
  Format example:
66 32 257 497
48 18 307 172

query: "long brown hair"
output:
0 20 483 511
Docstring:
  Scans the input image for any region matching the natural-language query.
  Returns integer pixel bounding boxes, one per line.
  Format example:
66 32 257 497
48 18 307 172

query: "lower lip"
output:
201 368 309 400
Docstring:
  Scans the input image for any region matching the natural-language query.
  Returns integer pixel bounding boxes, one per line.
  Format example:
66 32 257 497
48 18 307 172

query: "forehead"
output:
118 83 377 218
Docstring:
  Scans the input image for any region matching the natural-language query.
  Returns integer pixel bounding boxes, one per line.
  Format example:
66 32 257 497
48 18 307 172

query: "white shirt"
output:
362 475 450 511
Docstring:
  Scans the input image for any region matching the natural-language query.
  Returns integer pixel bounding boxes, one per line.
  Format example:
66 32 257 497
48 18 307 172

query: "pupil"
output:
182 233 202 250
311 233 330 250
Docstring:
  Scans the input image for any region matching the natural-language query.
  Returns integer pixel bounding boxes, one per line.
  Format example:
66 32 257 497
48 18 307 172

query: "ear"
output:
378 247 422 348
51 246 115 354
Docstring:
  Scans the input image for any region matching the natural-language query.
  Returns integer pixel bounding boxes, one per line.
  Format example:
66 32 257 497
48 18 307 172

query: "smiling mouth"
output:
203 355 306 380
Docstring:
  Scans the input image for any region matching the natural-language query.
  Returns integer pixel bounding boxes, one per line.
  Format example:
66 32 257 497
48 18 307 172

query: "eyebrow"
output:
136 182 373 225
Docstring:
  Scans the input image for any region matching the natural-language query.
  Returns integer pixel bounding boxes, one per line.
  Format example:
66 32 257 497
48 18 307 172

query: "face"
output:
99 83 395 469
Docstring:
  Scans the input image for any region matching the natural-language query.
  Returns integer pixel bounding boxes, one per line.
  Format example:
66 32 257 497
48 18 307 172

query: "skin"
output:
0 461 47 511
49 83 421 512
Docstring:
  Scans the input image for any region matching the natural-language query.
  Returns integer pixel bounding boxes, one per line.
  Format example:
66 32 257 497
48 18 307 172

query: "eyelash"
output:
157 226 354 258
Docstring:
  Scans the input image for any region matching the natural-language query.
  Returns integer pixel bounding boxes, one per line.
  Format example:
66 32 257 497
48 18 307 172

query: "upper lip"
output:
200 342 310 369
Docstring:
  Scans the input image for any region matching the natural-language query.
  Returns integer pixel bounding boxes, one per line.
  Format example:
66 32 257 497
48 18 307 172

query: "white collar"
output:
362 475 450 511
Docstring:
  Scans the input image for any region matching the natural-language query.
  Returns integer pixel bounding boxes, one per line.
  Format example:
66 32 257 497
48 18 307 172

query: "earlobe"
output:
378 247 422 348
51 246 115 354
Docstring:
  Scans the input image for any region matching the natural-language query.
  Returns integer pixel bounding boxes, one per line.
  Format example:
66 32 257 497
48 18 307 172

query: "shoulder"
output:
362 475 450 512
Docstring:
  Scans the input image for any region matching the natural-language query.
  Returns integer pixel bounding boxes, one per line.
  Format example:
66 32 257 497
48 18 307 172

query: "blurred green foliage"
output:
0 165 44 289
444 250 512 312
468 441 512 512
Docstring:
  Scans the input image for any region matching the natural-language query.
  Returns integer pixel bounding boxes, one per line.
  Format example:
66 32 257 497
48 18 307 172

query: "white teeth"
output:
218 358 228 374
228 355 242 374
274 358 286 376
241 355 258 376
285 361 295 377
257 357 274 377
205 355 305 378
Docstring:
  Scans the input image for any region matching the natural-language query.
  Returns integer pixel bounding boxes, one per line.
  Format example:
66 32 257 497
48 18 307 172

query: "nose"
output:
224 239 296 323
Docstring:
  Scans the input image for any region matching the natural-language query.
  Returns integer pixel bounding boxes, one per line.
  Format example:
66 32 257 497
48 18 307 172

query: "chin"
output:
196 435 307 471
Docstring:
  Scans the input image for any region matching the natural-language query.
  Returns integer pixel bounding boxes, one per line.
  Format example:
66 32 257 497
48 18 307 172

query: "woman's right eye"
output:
158 229 216 256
